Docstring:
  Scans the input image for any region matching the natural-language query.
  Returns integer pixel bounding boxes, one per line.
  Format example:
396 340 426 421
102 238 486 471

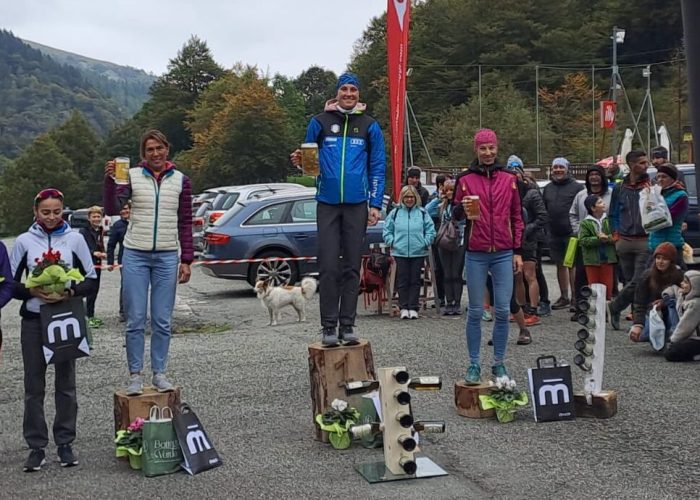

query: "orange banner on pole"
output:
387 0 410 202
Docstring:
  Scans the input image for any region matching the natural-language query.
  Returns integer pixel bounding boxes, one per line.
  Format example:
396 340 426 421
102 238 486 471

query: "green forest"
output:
0 0 687 234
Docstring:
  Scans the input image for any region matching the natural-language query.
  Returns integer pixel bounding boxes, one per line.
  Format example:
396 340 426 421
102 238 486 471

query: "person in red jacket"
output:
454 129 524 385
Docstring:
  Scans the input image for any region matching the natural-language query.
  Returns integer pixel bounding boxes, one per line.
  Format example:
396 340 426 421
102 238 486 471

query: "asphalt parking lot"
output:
0 251 699 499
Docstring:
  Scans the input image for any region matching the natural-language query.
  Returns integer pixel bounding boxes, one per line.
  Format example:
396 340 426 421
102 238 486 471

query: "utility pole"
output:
611 26 625 160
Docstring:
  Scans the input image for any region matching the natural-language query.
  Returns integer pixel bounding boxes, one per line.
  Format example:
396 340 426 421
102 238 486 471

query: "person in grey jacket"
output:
542 157 584 310
665 269 700 362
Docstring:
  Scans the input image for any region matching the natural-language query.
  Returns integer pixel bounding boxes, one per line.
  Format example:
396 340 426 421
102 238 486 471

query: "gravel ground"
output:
0 248 699 499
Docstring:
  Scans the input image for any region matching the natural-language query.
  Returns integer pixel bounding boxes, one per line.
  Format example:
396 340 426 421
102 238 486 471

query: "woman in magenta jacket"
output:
453 129 524 385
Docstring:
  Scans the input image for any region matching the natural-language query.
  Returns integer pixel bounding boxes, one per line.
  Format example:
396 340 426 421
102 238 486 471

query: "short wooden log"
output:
573 391 618 419
454 381 495 419
114 387 182 433
308 340 376 442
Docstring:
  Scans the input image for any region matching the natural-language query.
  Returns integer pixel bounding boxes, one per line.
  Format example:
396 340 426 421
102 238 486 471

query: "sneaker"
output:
400 309 410 319
442 305 452 316
409 310 419 319
508 314 516 323
88 317 101 329
491 363 508 378
569 306 577 313
537 301 552 317
152 373 174 393
452 304 462 316
607 301 620 330
482 308 493 322
517 329 532 345
523 314 541 327
23 449 46 472
551 297 570 310
57 444 78 467
339 325 359 345
464 363 481 385
321 327 339 347
125 373 144 396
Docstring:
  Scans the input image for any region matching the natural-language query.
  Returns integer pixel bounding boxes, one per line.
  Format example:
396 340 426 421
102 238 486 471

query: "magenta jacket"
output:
453 162 524 254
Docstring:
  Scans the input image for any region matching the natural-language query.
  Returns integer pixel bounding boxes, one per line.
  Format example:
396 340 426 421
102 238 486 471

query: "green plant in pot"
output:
315 399 360 449
479 376 529 423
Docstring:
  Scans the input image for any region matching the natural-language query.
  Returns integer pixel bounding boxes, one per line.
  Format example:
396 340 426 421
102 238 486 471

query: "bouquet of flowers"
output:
315 399 360 449
479 376 529 423
115 417 145 470
25 248 84 300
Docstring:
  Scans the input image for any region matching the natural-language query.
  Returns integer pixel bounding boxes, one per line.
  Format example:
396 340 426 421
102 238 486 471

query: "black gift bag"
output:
173 403 223 475
527 356 575 422
39 298 90 364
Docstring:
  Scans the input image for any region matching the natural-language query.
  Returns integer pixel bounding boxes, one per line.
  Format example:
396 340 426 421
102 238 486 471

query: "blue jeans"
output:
641 296 680 343
122 248 179 374
465 250 513 365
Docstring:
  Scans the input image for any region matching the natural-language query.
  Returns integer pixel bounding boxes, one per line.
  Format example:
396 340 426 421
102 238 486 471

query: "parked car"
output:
199 189 390 286
192 190 219 212
193 183 307 252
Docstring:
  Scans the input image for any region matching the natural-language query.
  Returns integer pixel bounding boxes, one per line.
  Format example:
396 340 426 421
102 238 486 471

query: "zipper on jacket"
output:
151 175 161 251
489 170 495 252
340 115 349 203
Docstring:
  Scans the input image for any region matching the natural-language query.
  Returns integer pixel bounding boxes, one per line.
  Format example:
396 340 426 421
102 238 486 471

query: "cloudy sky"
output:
2 0 388 77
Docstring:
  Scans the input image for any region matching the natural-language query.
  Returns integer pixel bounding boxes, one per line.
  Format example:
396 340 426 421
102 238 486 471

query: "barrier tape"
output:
94 256 317 269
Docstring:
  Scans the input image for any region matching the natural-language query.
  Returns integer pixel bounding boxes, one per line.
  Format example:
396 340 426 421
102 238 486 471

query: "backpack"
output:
360 252 391 293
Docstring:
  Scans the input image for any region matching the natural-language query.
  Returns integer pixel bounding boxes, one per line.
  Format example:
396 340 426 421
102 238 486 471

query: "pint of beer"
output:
300 143 319 177
465 195 481 220
114 157 130 185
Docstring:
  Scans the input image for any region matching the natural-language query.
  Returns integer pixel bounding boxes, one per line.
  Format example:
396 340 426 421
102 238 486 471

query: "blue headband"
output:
337 72 360 90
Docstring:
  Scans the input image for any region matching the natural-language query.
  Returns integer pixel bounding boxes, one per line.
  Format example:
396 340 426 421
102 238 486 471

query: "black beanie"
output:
656 163 678 180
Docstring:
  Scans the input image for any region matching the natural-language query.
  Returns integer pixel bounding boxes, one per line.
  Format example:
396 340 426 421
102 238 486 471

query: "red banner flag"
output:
600 100 616 129
387 0 410 202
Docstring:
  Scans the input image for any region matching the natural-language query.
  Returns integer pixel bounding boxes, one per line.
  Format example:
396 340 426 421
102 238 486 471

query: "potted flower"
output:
315 399 360 449
26 248 84 299
115 417 145 469
479 376 529 423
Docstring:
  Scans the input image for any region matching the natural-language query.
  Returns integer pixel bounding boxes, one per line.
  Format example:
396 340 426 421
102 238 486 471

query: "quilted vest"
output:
124 167 183 252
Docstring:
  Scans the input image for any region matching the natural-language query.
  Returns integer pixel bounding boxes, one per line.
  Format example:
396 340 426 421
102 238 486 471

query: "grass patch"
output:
174 323 231 335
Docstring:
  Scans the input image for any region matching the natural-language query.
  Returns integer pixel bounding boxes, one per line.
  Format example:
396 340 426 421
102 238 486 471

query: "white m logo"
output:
538 379 571 406
46 315 81 344
186 427 211 454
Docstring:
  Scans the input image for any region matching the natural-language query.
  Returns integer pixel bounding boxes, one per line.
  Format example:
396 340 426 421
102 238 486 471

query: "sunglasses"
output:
34 188 64 206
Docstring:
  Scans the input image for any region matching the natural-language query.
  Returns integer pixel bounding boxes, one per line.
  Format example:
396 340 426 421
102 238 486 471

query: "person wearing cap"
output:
542 157 584 311
650 146 685 185
406 166 430 207
628 242 683 343
649 163 688 264
10 188 98 471
290 72 386 346
453 129 524 384
607 149 651 330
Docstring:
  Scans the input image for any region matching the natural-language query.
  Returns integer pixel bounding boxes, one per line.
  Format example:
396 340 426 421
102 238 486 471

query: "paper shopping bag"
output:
142 406 182 477
173 403 222 475
527 356 575 422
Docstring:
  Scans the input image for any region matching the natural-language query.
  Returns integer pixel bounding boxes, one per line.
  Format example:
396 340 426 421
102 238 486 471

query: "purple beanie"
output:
474 128 498 148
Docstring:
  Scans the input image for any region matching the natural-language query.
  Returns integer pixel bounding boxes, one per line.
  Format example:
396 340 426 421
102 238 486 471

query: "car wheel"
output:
249 250 298 286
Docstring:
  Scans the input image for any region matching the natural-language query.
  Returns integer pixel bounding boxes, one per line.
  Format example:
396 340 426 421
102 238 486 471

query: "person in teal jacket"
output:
578 194 618 300
383 185 436 319
648 163 688 266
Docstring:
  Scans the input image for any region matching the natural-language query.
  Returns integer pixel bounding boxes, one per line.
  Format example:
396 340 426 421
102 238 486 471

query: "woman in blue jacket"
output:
383 185 436 319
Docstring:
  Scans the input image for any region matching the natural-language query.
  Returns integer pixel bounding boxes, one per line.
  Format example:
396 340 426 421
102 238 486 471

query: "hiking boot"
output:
607 301 620 330
552 297 570 310
152 373 174 393
409 310 419 319
23 449 45 472
125 373 144 396
537 301 552 317
400 309 410 319
517 329 532 345
482 307 493 322
464 363 481 385
523 314 541 327
491 364 508 378
339 325 359 345
321 327 339 347
57 444 78 467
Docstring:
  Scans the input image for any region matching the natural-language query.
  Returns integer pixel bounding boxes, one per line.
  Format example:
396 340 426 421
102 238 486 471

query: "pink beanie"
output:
474 128 498 148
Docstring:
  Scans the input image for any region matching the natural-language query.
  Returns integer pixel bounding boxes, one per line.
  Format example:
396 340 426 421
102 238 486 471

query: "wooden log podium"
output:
573 391 618 419
308 340 376 442
454 381 495 419
114 387 182 433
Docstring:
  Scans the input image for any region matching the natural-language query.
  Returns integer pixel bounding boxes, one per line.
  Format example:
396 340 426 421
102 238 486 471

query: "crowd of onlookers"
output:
382 143 700 374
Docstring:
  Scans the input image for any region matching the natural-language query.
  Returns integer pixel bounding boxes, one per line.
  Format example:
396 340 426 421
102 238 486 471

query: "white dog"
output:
254 277 317 326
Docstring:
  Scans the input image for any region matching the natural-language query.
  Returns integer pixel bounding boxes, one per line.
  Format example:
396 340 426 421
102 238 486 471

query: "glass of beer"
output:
300 143 319 177
114 157 130 185
465 195 480 220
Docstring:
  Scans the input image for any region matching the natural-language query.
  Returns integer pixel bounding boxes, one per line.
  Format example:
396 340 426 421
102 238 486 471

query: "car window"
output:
195 202 211 217
247 189 274 200
245 202 290 225
289 199 317 223
220 193 241 210
685 173 696 198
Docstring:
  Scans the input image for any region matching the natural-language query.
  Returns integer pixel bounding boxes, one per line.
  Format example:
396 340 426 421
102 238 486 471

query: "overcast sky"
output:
2 0 388 77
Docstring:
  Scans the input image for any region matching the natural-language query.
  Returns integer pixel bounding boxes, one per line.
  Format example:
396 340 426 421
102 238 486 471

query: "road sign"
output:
600 101 616 129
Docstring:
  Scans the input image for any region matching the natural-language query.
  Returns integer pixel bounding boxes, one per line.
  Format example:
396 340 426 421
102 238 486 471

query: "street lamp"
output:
611 26 626 160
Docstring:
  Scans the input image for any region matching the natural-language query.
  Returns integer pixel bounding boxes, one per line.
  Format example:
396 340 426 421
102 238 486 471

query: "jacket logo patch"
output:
353 127 359 133
331 124 341 133
350 138 365 146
